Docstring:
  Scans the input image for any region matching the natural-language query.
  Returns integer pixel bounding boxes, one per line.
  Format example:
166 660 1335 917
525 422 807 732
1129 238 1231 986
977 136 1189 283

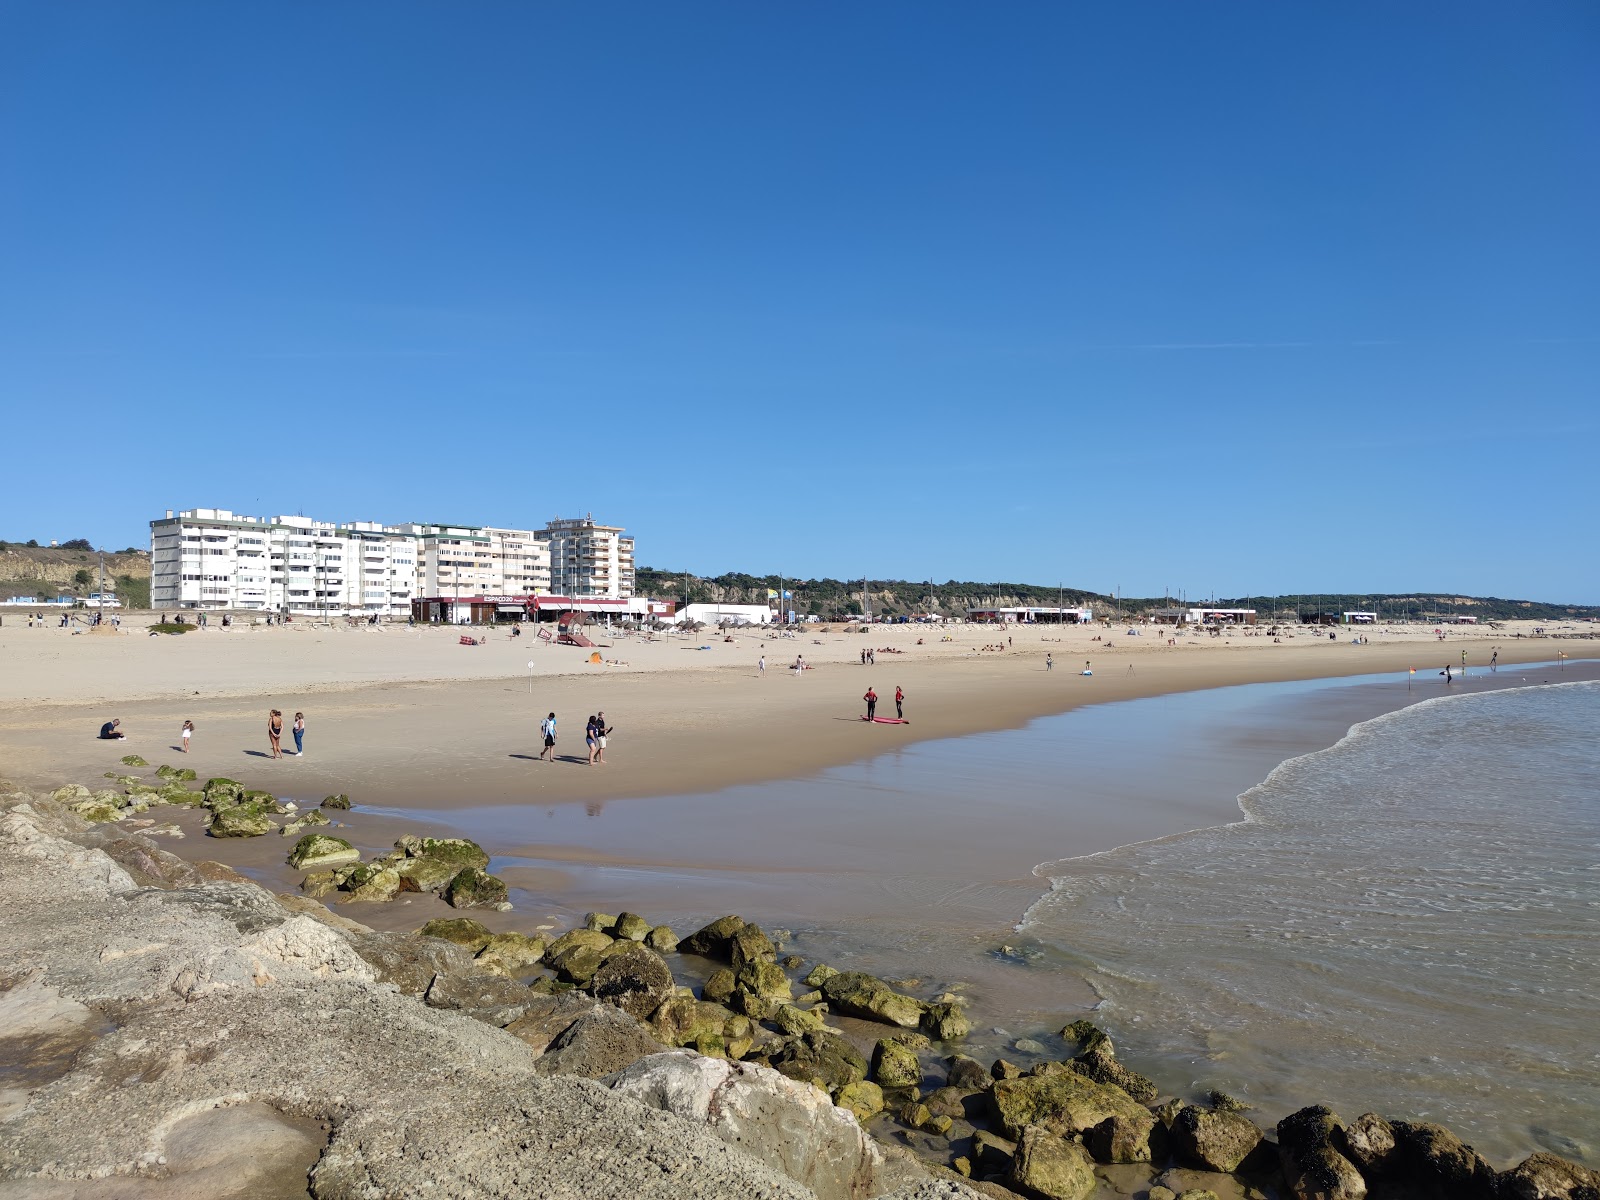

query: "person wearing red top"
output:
863 687 878 721
894 686 904 719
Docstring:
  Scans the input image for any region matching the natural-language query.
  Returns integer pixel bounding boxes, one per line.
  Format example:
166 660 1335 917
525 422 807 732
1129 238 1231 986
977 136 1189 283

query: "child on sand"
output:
539 712 557 762
181 720 194 752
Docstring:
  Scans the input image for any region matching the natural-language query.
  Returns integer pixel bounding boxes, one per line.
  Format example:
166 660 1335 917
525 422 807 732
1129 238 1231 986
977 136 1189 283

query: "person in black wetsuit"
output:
864 687 877 720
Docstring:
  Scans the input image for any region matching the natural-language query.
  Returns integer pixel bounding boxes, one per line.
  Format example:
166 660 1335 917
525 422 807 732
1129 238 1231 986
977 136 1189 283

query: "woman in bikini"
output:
268 709 284 759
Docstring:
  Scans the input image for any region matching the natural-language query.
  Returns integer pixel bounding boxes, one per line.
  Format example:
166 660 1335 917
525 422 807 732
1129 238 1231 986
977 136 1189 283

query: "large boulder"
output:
649 996 736 1048
321 792 352 809
989 1070 1151 1140
474 933 546 976
1170 1105 1265 1173
1071 1040 1157 1103
872 1039 923 1089
340 863 401 903
762 1028 870 1095
394 835 490 870
1010 1126 1097 1200
820 971 925 1029
681 914 746 958
612 911 652 941
208 803 274 838
947 1055 990 1092
1278 1106 1367 1200
155 764 197 781
423 969 537 1026
1391 1120 1498 1199
534 1005 667 1079
1336 1112 1398 1178
203 777 244 802
443 867 508 909
729 923 777 969
503 993 606 1055
1085 1111 1160 1164
645 924 679 953
1499 1152 1600 1200
606 1051 925 1200
736 960 793 1002
589 942 674 1022
339 929 476 997
921 1000 971 1042
287 833 360 870
393 855 462 894
417 917 493 951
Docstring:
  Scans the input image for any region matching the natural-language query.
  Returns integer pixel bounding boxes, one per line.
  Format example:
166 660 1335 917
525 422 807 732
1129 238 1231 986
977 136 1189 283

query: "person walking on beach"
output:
594 711 611 764
1491 648 1498 671
894 685 904 719
180 719 194 752
292 712 305 756
864 686 878 720
268 709 284 759
585 715 600 765
539 712 557 761
758 654 766 674
1046 653 1053 671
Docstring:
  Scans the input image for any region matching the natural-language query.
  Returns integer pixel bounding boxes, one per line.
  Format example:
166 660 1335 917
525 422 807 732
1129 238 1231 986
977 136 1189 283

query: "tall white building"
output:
537 515 635 599
390 523 551 598
149 509 417 616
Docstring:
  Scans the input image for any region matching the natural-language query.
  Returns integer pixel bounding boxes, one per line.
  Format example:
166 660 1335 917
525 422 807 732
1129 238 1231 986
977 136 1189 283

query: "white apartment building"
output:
391 523 552 598
149 509 418 616
538 515 635 599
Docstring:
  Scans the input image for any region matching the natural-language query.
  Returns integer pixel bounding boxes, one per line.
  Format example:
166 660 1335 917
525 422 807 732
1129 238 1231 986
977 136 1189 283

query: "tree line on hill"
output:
634 568 1597 624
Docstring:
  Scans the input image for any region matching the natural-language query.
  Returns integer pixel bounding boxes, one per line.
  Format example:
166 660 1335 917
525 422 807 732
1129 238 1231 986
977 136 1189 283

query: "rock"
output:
947 1054 990 1092
535 1004 667 1079
991 1057 1022 1081
763 1028 869 1094
922 1086 967 1121
589 942 674 1022
922 1000 971 1041
474 933 546 976
1392 1120 1498 1199
1337 1112 1397 1177
1085 1111 1159 1164
703 967 737 1004
731 988 777 1021
203 776 244 801
1170 1105 1265 1173
393 855 462 894
338 929 476 997
547 927 614 963
836 1079 885 1122
1010 1125 1097 1200
736 959 792 1001
321 792 351 809
1013 1038 1048 1056
729 923 777 969
155 764 198 781
341 863 402 903
422 968 538 1026
394 835 490 870
160 789 208 808
680 914 746 958
1071 1040 1158 1103
208 803 274 838
286 833 360 870
872 1039 923 1089
1278 1106 1368 1200
69 797 124 823
1207 1088 1248 1113
898 1101 932 1129
820 970 925 1029
1499 1151 1600 1200
418 917 493 950
503 992 605 1054
443 867 508 909
645 924 678 953
1175 1191 1221 1200
989 1070 1152 1140
585 911 618 933
606 1051 924 1200
1149 1189 1177 1200
612 911 651 941
803 963 840 988
301 870 339 899
972 1129 1017 1176
120 754 148 767
923 1113 953 1137
649 995 735 1047
773 1003 827 1037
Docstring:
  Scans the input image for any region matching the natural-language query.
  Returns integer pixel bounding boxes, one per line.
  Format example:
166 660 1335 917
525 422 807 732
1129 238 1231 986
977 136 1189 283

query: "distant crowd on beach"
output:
96 710 308 759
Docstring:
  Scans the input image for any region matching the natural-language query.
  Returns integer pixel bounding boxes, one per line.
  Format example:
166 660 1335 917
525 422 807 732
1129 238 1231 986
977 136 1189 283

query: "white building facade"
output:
537 515 635 599
150 509 418 616
391 523 553 599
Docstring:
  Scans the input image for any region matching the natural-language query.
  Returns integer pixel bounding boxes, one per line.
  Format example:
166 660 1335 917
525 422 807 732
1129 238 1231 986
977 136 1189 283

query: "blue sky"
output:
3 3 1596 602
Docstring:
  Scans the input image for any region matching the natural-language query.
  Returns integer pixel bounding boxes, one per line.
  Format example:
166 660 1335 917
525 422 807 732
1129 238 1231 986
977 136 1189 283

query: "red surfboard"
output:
860 716 910 724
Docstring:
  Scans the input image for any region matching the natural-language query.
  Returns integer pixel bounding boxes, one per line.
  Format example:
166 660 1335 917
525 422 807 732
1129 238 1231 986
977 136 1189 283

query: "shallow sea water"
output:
1023 680 1600 1164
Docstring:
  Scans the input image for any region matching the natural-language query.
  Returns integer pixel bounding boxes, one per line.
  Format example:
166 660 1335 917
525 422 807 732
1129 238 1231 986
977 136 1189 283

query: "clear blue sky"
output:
3 4 1595 602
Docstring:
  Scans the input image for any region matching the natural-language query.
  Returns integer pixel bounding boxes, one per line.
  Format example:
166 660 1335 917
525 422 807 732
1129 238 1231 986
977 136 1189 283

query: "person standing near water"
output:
180 719 194 752
1046 653 1053 671
292 712 305 756
594 711 611 764
539 712 557 761
758 654 765 674
894 685 904 719
585 715 600 765
864 686 878 720
1491 648 1498 671
268 710 284 759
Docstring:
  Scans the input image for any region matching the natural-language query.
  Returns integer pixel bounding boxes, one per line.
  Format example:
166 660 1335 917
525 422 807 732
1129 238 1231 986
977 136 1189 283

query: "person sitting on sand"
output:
99 719 125 740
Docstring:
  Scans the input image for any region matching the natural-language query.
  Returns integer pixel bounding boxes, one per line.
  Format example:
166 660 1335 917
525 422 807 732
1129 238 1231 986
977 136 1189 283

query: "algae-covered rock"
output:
546 928 613 961
836 1080 884 1122
1277 1105 1367 1200
300 870 339 899
474 933 546 976
1011 1126 1097 1200
203 777 244 802
155 764 197 781
681 914 746 958
649 995 735 1047
735 960 792 1002
802 963 839 988
645 924 678 953
393 855 463 895
990 1070 1152 1140
729 924 777 970
161 788 208 808
819 971 925 1029
1071 1039 1157 1102
872 1039 923 1089
922 1000 971 1042
772 1004 827 1038
70 797 125 824
394 836 489 869
418 917 493 950
1338 1112 1397 1176
589 942 674 1022
208 803 274 838
287 833 361 870
1170 1105 1265 1173
763 1029 868 1095
53 785 92 803
443 867 507 909
120 754 148 767
947 1054 990 1091
612 911 651 942
584 911 618 933
1085 1112 1159 1164
341 863 402 903
1391 1120 1498 1199
703 967 737 1005
321 793 352 809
